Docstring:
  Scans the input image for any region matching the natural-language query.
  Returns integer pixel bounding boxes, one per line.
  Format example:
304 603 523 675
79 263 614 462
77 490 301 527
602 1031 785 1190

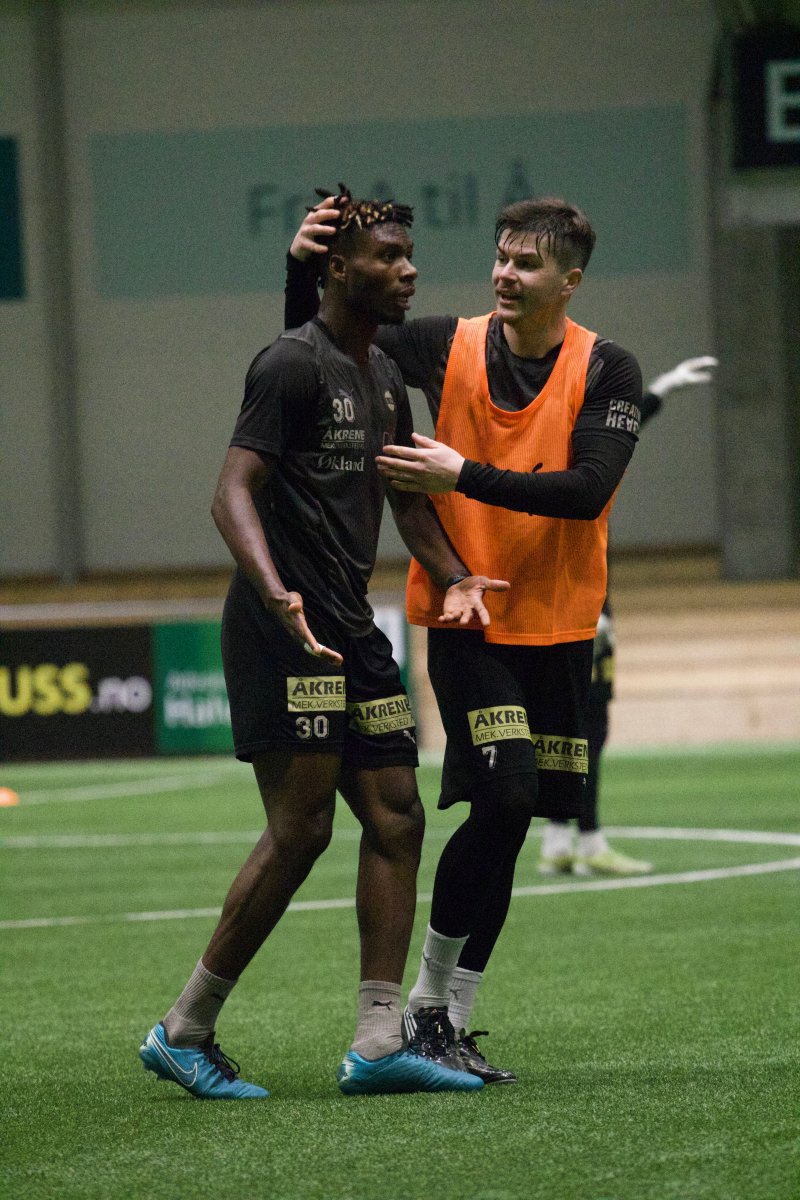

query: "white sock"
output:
162 958 237 1048
578 830 609 858
448 967 483 1035
542 821 574 859
407 925 468 1012
351 981 403 1060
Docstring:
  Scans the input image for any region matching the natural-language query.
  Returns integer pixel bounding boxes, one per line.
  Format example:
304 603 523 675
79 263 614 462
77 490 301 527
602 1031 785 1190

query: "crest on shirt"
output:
384 390 396 412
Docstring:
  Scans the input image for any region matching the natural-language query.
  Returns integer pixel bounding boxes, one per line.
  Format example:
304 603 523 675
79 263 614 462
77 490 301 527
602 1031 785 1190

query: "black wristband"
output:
444 573 470 589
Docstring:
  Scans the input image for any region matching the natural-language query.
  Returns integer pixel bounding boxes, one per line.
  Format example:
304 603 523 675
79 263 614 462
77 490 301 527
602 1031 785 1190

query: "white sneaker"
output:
538 822 574 874
537 852 575 875
574 845 653 876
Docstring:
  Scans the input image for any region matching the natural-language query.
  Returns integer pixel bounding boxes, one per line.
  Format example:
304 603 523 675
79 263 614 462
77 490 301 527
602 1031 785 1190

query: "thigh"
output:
252 749 340 837
428 628 538 810
341 624 419 772
222 574 348 762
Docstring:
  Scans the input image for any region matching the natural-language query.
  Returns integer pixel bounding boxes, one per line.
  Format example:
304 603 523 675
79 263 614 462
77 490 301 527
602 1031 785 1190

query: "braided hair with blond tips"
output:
309 183 414 283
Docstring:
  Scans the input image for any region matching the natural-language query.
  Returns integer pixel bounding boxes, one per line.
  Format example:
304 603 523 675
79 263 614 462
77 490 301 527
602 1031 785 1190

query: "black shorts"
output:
222 575 418 769
428 628 593 820
590 641 614 709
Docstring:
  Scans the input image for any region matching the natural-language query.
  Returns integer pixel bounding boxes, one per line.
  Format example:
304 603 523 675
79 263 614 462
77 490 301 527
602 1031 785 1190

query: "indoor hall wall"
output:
0 8 59 576
8 0 721 575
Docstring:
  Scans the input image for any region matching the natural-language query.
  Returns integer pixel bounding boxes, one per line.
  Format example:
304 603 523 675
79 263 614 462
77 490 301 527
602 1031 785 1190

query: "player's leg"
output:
201 751 339 978
419 637 592 1081
334 626 482 1095
538 683 605 873
538 817 575 874
573 621 652 876
405 631 539 1078
579 687 608 835
539 615 612 873
340 763 423 993
140 578 344 1099
415 791 529 1084
446 873 518 1085
140 750 339 1099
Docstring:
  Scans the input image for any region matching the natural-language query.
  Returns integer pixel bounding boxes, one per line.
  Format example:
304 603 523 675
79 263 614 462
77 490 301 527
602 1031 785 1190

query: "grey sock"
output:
448 967 483 1035
350 981 403 1061
407 925 469 1012
162 959 237 1048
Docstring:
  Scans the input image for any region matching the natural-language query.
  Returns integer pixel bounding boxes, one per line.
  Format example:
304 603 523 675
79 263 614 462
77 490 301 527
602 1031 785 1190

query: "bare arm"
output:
386 488 509 627
211 446 342 663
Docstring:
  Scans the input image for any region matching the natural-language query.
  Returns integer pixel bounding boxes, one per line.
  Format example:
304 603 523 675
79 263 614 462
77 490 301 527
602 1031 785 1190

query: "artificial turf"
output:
2 747 798 1200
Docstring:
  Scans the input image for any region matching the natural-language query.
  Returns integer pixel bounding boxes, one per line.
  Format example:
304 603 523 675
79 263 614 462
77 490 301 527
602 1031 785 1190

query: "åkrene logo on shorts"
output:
286 677 346 713
347 694 413 736
468 706 531 745
531 734 589 774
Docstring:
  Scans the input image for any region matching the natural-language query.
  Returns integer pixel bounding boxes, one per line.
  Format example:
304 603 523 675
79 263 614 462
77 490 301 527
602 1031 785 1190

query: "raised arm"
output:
284 196 340 328
641 354 717 424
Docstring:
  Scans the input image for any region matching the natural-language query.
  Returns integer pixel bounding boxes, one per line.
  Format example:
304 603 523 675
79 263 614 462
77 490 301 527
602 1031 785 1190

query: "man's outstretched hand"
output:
439 576 510 628
377 434 466 494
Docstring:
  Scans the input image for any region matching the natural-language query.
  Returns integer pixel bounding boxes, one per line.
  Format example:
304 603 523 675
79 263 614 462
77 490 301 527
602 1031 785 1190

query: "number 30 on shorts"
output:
295 715 330 740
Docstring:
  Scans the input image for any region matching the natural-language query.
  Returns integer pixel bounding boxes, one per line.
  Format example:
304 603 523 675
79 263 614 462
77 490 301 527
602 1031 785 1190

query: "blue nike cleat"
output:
337 1047 484 1095
139 1023 268 1099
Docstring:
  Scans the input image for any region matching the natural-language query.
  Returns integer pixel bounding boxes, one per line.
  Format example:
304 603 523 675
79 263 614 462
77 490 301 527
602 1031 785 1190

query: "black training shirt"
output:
230 317 413 634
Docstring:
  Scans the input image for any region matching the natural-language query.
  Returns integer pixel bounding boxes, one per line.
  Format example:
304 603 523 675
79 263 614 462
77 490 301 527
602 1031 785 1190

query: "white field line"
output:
3 826 800 852
2 757 244 781
2 830 267 849
2 829 799 931
13 771 243 806
8 740 799 801
512 857 800 897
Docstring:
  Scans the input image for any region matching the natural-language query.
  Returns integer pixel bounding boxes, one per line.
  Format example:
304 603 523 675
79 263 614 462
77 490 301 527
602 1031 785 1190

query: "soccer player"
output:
539 355 718 877
139 189 510 1100
285 193 641 1083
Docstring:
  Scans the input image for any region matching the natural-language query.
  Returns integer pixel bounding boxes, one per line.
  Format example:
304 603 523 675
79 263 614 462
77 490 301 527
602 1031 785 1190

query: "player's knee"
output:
481 774 539 835
272 805 335 862
366 789 425 862
401 792 426 855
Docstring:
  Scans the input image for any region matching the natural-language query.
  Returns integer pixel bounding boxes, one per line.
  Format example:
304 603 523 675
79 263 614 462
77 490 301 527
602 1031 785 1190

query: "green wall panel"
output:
90 106 689 298
0 138 24 300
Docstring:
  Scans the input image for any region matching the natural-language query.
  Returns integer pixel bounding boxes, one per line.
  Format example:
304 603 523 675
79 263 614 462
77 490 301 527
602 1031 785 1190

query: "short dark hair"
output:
494 197 596 271
313 184 414 283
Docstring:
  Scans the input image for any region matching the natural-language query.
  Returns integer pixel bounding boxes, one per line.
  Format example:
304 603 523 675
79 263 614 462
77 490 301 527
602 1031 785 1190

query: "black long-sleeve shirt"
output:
285 254 642 520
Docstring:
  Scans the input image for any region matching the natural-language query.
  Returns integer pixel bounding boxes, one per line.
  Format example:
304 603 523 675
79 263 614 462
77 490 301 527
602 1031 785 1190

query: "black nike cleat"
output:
405 1006 467 1073
457 1030 517 1084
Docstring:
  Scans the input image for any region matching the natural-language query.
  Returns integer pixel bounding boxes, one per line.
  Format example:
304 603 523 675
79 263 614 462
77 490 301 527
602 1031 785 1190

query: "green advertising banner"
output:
0 138 24 300
152 621 232 755
90 106 689 298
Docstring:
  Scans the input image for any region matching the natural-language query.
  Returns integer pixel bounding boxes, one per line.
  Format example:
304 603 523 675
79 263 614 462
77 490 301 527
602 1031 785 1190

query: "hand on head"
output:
290 195 341 262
